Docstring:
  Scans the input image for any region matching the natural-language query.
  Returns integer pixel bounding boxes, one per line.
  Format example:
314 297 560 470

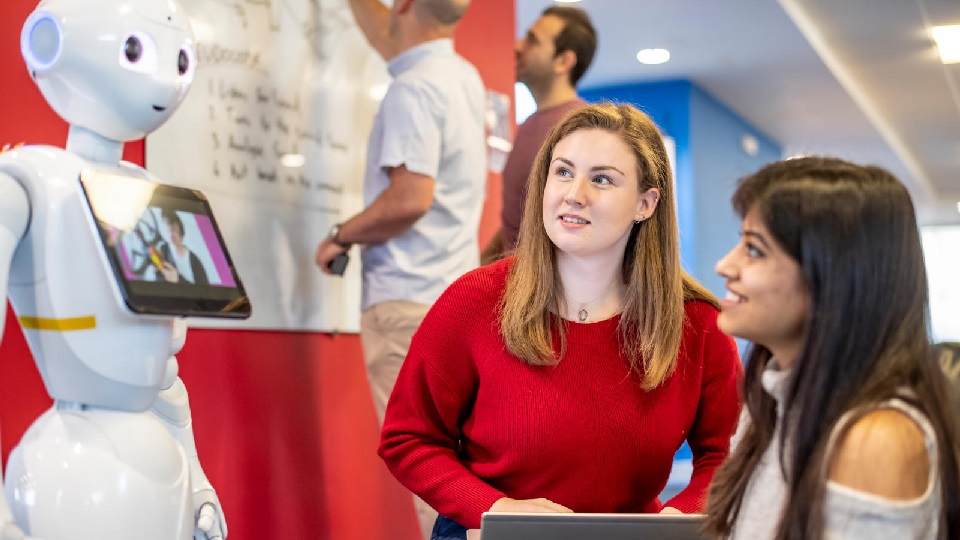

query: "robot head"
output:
21 0 197 142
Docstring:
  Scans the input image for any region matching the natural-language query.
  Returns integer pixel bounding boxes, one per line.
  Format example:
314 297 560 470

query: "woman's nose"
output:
564 178 587 206
715 248 736 278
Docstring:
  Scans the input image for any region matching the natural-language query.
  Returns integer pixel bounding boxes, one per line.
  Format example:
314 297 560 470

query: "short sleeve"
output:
377 81 443 179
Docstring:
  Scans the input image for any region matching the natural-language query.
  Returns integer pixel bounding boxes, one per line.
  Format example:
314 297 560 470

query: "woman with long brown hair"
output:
705 157 960 539
379 103 742 540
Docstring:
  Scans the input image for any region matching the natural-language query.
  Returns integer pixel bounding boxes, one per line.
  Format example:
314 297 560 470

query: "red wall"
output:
0 2 514 539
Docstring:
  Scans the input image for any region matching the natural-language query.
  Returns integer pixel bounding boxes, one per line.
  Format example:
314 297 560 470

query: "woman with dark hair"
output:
158 209 209 286
705 157 960 539
378 103 742 539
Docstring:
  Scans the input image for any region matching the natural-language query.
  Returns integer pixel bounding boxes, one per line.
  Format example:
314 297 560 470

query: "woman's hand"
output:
160 262 180 283
466 497 573 539
489 497 573 514
468 503 679 538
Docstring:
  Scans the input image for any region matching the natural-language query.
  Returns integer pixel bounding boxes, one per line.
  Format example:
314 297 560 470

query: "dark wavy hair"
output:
161 208 184 237
704 157 960 539
542 6 596 86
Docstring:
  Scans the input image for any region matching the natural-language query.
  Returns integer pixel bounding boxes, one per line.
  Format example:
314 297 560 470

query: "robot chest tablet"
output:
78 169 251 319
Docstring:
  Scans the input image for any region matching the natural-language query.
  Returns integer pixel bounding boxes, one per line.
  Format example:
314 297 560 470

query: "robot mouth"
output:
152 105 167 112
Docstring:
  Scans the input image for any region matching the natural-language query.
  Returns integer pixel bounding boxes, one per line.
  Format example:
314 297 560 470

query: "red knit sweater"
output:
379 258 742 529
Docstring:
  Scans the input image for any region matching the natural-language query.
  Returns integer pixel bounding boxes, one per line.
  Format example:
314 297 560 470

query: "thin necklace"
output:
566 278 619 323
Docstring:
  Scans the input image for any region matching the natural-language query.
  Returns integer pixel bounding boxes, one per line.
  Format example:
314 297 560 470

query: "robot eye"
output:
178 49 189 75
177 44 197 84
124 36 142 62
118 31 158 74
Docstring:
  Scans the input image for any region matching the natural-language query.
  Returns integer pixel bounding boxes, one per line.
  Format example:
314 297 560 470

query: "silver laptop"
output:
480 512 707 540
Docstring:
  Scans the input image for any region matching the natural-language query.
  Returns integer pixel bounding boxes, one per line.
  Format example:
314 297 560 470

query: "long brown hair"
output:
499 103 716 390
704 157 960 539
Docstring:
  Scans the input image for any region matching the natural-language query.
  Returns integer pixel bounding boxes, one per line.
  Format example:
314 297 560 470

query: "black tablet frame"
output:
79 170 251 319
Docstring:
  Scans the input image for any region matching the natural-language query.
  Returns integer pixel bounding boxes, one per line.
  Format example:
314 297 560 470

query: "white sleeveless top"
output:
730 366 941 539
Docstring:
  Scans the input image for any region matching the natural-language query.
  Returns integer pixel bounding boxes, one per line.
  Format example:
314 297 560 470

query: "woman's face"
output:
715 208 809 366
165 218 183 248
542 128 659 262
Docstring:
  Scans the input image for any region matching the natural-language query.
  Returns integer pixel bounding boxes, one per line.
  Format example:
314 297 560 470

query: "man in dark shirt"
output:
481 6 597 263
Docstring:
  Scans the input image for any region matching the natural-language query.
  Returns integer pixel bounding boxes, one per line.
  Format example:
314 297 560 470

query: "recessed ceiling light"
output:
553 0 582 3
931 25 960 64
740 134 759 156
636 48 670 65
956 201 960 213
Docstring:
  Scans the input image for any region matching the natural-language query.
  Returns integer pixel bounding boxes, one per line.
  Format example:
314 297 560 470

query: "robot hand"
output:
151 353 227 540
193 490 227 540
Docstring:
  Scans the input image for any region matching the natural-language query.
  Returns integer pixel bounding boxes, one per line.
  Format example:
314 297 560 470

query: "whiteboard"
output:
148 0 391 332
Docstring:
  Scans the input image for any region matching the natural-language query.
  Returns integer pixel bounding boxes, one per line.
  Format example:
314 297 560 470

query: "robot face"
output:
21 0 197 142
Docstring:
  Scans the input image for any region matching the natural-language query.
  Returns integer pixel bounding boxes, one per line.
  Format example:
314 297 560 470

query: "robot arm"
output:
0 171 29 373
150 321 227 540
0 174 38 540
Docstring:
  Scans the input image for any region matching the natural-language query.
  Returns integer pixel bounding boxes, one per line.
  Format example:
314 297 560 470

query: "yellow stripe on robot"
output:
18 316 97 331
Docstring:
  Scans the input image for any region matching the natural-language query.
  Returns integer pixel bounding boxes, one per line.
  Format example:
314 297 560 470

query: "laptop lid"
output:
480 512 707 540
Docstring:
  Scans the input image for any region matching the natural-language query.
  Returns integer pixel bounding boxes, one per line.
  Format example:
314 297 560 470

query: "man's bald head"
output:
416 0 470 26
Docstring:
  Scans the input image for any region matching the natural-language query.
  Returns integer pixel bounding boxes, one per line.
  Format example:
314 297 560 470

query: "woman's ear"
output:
635 188 661 221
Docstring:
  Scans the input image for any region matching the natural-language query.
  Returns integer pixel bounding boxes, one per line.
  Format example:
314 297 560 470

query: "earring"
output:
635 214 644 224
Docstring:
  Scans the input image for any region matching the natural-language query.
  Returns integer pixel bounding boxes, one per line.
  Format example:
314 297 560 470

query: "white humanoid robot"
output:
0 0 244 538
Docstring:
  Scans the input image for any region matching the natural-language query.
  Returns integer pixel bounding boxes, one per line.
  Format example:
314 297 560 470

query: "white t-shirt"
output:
360 39 487 311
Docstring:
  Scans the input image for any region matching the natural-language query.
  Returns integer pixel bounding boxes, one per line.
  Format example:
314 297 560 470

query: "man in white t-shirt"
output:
314 2 486 536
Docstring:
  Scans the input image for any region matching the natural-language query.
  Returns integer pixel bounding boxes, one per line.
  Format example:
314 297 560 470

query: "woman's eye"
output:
746 243 763 258
554 166 572 178
593 175 612 185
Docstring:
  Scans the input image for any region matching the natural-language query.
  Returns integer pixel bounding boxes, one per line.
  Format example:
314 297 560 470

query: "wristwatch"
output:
328 223 351 249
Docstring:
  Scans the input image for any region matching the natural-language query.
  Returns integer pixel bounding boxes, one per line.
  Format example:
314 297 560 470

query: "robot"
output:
0 0 239 537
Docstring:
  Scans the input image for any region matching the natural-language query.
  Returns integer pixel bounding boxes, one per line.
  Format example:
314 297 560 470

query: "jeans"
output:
431 515 467 540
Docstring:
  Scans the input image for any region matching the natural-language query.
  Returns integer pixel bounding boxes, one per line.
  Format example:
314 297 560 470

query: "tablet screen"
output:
79 170 251 318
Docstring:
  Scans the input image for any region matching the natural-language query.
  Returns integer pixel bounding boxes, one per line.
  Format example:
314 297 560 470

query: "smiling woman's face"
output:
541 128 656 262
715 207 809 366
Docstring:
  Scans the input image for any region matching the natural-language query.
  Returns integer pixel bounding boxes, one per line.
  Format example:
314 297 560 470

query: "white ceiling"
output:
516 0 960 225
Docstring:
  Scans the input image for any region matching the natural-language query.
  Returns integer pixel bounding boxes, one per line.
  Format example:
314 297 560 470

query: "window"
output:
922 225 960 342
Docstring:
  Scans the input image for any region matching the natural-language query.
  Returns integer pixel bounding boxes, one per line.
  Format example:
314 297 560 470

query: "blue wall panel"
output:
581 79 780 297
581 79 782 494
